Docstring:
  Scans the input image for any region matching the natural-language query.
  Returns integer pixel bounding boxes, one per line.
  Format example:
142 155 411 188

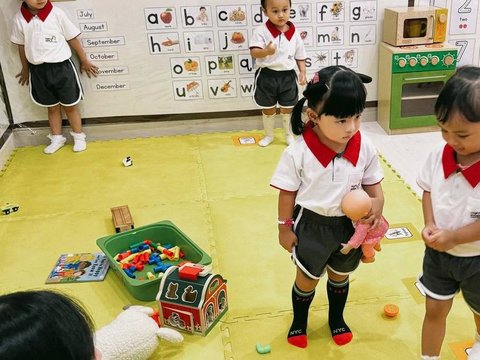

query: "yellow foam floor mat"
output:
0 130 474 359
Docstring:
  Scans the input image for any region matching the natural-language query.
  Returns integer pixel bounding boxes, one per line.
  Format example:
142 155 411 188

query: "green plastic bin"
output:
96 220 211 301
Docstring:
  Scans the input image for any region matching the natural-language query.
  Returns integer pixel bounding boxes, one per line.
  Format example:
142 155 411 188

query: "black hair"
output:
0 290 96 360
435 65 480 124
291 65 372 135
261 0 292 8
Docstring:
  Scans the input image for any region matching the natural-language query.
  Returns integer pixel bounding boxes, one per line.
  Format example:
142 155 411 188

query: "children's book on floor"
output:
45 253 109 283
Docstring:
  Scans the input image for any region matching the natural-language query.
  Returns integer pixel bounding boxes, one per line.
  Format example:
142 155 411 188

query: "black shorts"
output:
253 67 298 108
292 206 362 279
29 59 83 107
418 247 480 313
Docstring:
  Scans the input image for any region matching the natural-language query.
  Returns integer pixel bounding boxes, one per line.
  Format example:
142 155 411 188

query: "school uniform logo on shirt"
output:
45 35 57 43
470 211 480 219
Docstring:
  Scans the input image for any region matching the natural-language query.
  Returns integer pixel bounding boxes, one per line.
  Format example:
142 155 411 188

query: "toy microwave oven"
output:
383 6 448 46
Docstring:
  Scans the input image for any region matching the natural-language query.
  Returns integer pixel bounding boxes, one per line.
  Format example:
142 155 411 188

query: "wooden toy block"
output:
111 205 134 233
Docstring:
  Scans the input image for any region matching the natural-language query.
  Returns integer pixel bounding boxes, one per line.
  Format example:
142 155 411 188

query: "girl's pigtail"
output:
291 97 307 135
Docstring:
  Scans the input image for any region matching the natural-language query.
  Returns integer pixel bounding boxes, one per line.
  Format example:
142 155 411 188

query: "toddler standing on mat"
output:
249 0 306 147
270 65 385 348
10 0 98 154
416 66 480 360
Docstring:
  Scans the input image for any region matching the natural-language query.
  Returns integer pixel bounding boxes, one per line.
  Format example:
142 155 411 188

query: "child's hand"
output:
298 72 307 86
359 210 378 229
421 224 438 243
360 198 383 229
80 61 99 78
15 68 29 86
423 227 457 252
340 243 352 255
265 41 276 56
279 229 297 253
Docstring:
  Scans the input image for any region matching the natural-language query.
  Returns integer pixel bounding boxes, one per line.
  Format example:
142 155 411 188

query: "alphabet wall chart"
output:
0 0 478 123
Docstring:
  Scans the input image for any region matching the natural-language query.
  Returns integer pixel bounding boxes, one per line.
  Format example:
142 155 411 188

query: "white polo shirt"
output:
10 1 80 65
250 20 306 71
270 123 384 217
417 143 480 257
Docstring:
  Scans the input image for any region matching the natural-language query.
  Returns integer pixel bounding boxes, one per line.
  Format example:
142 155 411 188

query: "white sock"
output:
70 131 87 152
421 356 439 360
281 113 295 145
44 134 66 154
259 114 275 147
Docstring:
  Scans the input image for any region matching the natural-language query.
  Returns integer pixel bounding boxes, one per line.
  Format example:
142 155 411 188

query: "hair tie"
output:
309 73 329 90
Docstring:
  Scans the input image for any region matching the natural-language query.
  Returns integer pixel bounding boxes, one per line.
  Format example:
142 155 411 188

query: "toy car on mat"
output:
2 203 20 215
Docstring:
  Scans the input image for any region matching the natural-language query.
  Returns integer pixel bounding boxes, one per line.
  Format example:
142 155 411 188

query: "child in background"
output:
270 65 384 348
0 290 98 360
10 0 98 154
416 66 480 360
250 0 306 147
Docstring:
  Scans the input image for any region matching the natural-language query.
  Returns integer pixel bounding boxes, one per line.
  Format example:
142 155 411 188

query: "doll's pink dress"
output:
347 216 389 262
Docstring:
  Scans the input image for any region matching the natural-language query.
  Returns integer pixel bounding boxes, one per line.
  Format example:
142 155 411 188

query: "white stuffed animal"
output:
95 305 183 360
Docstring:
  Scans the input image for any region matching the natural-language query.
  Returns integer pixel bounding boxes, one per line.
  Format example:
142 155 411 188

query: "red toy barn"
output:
156 264 228 336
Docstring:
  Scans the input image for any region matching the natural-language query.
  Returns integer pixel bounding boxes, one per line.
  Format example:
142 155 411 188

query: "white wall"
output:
416 0 480 66
9 0 480 124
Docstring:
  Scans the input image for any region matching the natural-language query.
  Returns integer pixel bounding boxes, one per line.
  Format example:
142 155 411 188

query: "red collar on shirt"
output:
21 1 53 23
442 144 480 188
265 20 295 41
302 121 361 167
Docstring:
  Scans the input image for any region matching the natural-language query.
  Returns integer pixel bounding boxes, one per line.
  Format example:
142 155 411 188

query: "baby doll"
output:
95 305 183 360
340 189 389 263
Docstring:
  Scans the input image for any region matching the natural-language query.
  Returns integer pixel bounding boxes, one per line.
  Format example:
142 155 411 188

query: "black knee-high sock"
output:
327 277 352 345
287 283 315 348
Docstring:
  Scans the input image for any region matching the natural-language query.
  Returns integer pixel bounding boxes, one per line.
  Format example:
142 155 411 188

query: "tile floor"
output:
360 121 442 197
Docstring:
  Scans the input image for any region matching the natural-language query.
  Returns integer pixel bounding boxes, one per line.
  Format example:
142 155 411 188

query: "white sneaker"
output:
70 131 87 152
258 136 274 147
44 134 66 154
286 135 295 146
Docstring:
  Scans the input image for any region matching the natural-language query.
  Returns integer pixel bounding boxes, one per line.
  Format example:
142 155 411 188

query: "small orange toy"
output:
384 303 399 317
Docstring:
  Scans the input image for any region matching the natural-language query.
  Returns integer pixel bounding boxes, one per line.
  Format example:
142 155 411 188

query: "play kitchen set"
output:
378 6 457 134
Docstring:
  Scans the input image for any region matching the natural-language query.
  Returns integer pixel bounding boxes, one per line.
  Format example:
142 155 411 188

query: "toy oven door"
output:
390 70 453 129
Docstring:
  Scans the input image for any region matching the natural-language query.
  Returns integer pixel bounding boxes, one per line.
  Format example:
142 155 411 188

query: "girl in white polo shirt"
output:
270 65 385 348
250 0 307 147
10 0 98 154
417 66 480 360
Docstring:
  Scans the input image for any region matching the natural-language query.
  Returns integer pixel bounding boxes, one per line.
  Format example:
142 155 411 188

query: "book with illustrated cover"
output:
45 252 109 284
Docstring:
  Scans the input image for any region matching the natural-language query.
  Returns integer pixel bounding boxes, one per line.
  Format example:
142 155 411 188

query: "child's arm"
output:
443 220 480 246
296 59 306 85
67 37 98 78
15 45 29 86
250 41 276 59
362 183 384 228
421 191 438 244
278 190 297 253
